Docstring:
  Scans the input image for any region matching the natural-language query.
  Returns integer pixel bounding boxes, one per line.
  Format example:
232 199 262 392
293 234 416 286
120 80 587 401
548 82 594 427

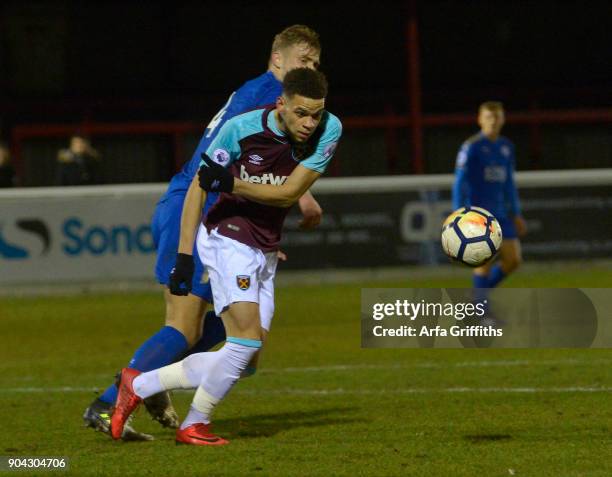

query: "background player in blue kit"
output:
83 25 324 439
452 101 527 308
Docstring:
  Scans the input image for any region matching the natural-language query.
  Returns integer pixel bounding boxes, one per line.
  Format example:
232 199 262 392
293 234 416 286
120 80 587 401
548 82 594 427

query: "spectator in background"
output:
0 141 15 187
56 134 103 185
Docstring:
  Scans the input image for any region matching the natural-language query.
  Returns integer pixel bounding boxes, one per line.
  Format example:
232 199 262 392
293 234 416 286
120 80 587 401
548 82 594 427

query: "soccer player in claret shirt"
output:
111 68 341 446
452 101 527 312
83 25 324 440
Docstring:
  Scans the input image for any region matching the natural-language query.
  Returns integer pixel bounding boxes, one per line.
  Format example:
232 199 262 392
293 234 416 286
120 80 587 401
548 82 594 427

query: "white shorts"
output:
196 224 278 331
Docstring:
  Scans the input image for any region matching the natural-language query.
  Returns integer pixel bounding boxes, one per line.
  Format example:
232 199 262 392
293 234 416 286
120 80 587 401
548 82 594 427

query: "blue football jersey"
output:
162 71 282 205
452 133 521 220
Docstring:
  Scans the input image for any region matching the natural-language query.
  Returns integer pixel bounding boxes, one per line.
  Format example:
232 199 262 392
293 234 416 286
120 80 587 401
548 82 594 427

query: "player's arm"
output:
505 153 527 237
169 118 240 296
198 153 319 207
168 175 206 296
452 143 473 209
297 190 323 229
178 175 206 254
234 164 321 208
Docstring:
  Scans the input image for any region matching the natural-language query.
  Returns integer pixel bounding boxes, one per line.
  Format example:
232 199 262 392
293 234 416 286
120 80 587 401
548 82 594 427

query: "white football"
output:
441 206 503 266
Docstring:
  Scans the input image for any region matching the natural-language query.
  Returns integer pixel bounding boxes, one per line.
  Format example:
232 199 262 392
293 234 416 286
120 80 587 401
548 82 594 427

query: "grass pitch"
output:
0 264 611 476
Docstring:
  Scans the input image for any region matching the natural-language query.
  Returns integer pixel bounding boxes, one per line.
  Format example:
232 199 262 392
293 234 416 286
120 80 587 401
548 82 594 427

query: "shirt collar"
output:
267 110 286 137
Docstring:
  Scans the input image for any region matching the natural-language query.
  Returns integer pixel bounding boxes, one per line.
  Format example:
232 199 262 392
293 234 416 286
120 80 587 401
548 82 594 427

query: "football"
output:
441 206 503 266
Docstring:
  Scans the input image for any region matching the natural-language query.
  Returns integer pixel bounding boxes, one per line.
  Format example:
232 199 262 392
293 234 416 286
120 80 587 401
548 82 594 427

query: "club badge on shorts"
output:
236 275 250 291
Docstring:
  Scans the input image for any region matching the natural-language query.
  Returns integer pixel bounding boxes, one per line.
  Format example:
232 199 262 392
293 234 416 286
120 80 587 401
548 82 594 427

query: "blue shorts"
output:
497 216 518 240
151 193 213 302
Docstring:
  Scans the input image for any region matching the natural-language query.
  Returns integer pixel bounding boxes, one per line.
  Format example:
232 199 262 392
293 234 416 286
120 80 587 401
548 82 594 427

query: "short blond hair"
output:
271 25 320 54
479 101 504 113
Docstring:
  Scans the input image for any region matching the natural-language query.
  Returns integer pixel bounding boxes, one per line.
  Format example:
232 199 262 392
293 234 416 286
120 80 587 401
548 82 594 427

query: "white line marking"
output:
1 386 611 395
1 387 99 393
245 387 612 395
2 360 611 394
261 359 612 374
7 359 608 383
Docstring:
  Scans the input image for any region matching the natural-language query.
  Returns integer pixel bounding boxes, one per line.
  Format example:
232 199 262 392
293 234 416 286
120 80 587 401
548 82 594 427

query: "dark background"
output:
1 0 611 184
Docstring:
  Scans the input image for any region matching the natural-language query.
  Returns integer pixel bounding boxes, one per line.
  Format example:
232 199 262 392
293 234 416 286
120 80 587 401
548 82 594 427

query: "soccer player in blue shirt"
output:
83 25 324 440
111 67 341 446
452 101 527 308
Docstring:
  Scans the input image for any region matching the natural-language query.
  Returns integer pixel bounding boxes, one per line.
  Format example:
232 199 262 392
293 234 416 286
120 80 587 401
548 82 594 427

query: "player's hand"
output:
298 196 323 229
277 250 287 262
514 215 527 237
198 154 234 193
168 253 195 296
298 207 322 229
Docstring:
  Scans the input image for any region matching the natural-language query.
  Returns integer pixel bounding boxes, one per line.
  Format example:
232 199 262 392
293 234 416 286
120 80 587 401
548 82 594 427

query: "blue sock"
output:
188 310 227 355
472 273 490 303
98 326 189 404
98 385 119 405
487 264 506 288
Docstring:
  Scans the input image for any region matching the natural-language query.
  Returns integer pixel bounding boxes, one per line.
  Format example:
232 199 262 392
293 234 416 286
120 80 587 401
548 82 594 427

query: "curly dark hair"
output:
282 68 328 100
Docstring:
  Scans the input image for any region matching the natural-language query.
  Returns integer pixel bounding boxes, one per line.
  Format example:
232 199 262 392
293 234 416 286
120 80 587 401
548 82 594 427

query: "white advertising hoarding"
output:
0 185 165 284
1 169 610 284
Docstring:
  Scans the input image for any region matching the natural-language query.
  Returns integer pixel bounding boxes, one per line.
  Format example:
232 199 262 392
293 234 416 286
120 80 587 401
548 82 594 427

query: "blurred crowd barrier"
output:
1 169 610 285
8 108 612 186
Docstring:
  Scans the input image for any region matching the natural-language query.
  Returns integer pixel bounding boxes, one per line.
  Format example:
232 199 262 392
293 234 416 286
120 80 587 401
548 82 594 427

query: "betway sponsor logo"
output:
240 165 287 185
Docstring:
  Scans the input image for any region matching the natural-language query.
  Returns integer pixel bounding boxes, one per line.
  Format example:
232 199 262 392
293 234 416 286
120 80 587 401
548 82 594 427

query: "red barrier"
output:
10 108 612 185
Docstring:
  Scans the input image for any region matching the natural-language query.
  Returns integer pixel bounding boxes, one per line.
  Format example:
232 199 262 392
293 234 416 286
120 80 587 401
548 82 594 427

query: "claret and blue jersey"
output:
200 105 342 252
452 132 521 223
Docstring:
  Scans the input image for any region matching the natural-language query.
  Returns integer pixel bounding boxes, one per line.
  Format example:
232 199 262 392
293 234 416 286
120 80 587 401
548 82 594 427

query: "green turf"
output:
0 266 611 476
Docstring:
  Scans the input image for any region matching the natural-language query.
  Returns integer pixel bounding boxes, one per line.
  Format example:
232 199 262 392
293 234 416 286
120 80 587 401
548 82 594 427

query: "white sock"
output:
179 339 261 428
181 350 225 386
132 370 162 399
158 361 194 390
132 361 194 399
180 388 220 428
